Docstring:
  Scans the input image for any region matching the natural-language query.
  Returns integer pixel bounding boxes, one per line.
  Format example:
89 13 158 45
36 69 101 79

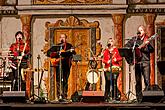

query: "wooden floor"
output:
0 99 165 110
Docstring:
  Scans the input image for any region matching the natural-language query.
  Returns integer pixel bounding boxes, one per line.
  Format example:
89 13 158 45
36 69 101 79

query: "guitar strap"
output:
64 42 66 50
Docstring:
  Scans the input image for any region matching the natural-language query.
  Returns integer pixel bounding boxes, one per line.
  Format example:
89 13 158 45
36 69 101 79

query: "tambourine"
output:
86 69 99 84
111 66 121 74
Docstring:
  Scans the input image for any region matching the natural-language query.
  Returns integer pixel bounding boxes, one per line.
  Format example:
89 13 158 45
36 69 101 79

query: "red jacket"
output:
9 40 30 64
102 47 122 69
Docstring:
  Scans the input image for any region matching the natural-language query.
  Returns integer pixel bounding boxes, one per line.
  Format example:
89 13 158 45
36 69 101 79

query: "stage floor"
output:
0 101 165 110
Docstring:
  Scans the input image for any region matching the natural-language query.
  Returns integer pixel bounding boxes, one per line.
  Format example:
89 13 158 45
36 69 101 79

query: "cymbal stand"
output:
2 57 6 92
73 55 82 91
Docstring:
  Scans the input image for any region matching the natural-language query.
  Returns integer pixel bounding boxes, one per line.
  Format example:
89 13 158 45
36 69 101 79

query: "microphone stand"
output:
59 44 63 101
37 55 40 98
109 51 113 101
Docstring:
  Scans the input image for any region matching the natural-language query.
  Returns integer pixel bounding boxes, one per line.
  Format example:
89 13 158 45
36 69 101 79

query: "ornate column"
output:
112 14 126 100
0 0 5 5
144 13 157 86
20 15 32 43
20 15 32 98
112 14 124 48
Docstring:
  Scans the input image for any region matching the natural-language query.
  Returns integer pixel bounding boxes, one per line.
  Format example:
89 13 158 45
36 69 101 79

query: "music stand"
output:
157 61 165 103
71 54 82 102
157 61 165 75
118 48 133 65
118 48 136 101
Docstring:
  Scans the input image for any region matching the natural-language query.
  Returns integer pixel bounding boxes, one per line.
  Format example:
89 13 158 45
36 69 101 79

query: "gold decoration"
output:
42 16 101 100
33 0 112 4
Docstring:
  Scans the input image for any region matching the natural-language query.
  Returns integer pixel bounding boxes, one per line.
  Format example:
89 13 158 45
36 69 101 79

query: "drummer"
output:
102 38 122 102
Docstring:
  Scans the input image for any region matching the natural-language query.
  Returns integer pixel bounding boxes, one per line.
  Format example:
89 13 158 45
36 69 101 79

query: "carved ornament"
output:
33 0 112 4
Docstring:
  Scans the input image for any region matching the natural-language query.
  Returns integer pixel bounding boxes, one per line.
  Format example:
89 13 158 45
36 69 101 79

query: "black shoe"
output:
59 99 72 103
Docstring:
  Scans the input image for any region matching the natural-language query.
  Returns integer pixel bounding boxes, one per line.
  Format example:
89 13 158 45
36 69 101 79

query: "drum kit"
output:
0 49 14 79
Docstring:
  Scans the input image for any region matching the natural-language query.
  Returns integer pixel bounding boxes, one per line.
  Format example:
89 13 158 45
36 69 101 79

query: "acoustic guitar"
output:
135 33 158 62
50 43 82 66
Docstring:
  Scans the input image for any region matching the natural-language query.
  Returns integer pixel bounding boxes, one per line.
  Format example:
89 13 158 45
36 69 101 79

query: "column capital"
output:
143 13 157 37
144 13 157 25
112 14 125 25
20 15 32 26
0 0 5 6
20 15 32 42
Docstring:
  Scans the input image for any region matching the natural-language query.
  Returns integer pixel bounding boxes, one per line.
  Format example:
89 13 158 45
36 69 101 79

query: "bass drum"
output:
86 69 99 84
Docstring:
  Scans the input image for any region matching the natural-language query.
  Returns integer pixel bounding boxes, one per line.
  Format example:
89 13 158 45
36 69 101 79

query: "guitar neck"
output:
139 33 158 48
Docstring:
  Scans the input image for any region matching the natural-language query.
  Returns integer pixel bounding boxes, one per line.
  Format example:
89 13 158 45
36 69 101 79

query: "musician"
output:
102 38 122 102
9 31 30 91
47 34 76 101
124 25 154 102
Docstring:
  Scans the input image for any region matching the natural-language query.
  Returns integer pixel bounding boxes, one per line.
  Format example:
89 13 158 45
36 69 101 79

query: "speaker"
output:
1 91 26 103
81 91 104 103
141 85 164 103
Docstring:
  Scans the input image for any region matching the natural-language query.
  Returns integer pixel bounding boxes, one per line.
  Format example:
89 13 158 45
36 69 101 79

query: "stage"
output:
0 102 165 110
0 101 165 110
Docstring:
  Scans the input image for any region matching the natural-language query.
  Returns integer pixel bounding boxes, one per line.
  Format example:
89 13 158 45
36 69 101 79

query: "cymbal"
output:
0 55 14 58
2 50 11 52
23 68 44 72
89 57 102 61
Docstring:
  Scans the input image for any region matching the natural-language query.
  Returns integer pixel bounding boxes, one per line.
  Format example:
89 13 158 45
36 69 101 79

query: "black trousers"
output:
104 71 119 100
56 64 70 99
11 64 27 91
135 61 150 101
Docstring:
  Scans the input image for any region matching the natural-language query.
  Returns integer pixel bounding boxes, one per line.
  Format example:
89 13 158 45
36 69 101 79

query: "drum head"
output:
86 69 99 84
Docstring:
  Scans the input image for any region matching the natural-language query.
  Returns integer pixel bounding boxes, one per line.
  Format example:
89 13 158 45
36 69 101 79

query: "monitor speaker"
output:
141 85 164 103
81 91 104 103
71 91 104 102
1 91 26 103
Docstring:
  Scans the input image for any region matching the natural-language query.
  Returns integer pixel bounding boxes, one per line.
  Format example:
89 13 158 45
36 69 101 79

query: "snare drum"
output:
86 69 99 84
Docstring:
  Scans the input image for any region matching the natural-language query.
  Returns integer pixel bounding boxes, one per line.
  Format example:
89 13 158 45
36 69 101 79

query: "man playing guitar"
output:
9 31 30 91
124 25 155 103
47 34 76 102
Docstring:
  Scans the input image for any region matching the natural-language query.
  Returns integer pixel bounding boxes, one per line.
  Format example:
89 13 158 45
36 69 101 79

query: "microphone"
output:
107 43 111 47
137 31 141 35
18 38 22 41
125 38 131 40
37 54 40 59
61 39 64 43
